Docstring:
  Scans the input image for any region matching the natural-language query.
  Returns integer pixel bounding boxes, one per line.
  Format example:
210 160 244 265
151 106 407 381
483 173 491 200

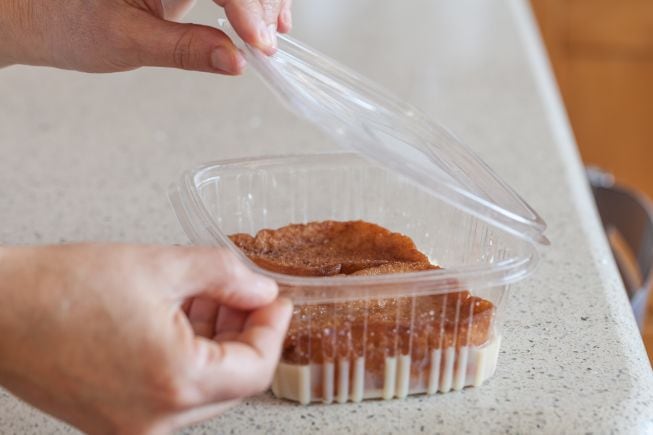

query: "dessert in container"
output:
169 22 548 404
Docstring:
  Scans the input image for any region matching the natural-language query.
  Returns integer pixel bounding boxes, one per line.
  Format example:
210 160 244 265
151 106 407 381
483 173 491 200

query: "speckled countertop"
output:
1 0 652 433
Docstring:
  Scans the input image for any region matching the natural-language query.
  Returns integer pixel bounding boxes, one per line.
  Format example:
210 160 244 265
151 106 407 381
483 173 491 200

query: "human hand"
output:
0 244 292 434
0 0 292 73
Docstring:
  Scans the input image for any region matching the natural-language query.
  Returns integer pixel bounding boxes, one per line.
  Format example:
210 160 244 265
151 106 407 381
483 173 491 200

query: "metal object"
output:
587 166 653 330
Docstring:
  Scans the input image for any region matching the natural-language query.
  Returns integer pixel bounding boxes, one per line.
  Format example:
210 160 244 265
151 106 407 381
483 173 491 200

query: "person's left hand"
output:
0 244 292 433
0 0 292 73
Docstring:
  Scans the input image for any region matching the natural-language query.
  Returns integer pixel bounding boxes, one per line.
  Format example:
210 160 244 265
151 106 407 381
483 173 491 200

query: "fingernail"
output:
267 24 278 49
210 47 238 74
258 22 273 47
234 50 247 72
252 275 278 297
277 297 294 324
278 296 293 310
258 22 277 52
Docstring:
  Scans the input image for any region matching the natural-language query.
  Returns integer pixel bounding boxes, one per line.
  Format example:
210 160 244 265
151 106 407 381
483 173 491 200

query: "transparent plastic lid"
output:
219 21 548 245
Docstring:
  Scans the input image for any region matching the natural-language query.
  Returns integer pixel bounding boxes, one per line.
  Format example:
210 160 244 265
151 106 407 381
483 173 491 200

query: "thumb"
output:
130 14 246 74
191 297 293 403
171 247 278 310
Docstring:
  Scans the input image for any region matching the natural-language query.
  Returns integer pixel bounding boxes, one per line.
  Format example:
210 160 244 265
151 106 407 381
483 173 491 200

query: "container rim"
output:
170 152 541 292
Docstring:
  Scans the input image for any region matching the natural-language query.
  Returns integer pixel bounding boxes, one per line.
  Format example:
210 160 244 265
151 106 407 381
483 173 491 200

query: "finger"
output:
172 247 278 310
214 0 277 54
214 305 248 338
130 12 246 74
188 297 220 338
277 0 292 33
192 297 292 402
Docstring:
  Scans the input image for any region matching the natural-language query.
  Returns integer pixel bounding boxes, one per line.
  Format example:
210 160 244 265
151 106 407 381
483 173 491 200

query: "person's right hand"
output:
0 244 292 434
0 0 292 73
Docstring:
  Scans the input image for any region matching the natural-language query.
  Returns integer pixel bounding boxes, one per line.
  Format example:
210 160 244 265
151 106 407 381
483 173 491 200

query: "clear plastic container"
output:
170 152 539 403
170 24 547 404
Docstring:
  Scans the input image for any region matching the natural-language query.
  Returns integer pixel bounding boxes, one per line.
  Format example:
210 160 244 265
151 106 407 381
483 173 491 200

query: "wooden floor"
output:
531 0 653 365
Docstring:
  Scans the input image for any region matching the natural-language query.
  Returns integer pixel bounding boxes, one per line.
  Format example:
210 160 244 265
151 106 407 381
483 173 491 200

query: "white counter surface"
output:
1 1 652 433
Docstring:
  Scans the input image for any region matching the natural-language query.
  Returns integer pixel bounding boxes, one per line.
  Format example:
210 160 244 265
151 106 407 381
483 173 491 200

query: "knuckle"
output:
261 0 282 20
261 0 281 10
172 28 197 70
151 369 197 410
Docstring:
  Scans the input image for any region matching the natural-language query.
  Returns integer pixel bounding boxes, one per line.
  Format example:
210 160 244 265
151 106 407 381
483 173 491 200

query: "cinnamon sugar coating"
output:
229 220 430 276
